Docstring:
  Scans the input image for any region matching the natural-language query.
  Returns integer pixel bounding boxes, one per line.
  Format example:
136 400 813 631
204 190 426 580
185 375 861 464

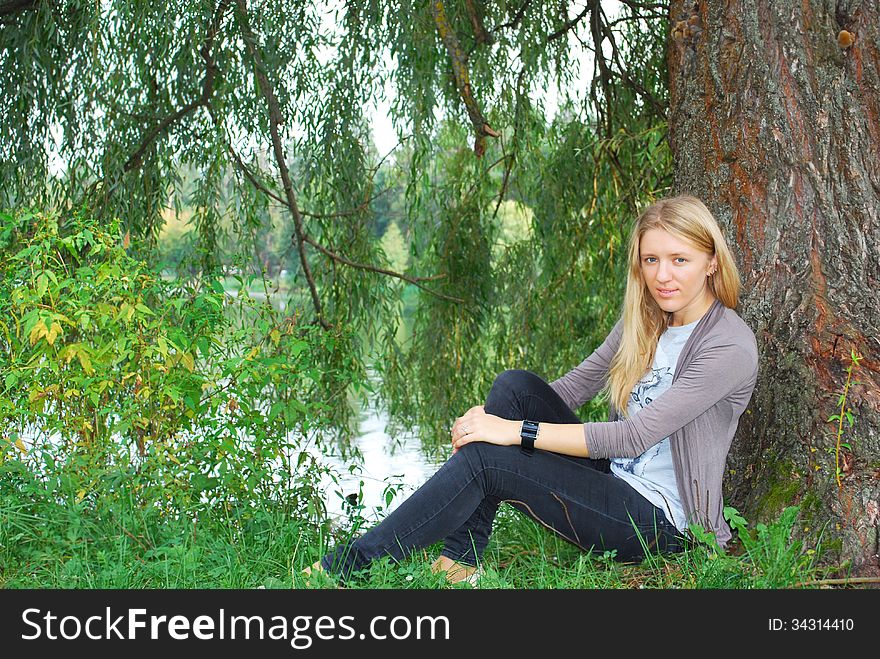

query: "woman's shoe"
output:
460 566 482 588
432 555 481 587
301 561 342 589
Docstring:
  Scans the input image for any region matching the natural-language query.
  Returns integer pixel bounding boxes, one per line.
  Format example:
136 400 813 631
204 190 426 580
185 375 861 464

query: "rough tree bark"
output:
668 0 880 574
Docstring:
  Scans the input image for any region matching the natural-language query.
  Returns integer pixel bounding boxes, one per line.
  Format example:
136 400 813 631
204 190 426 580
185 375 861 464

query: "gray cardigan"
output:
548 298 758 547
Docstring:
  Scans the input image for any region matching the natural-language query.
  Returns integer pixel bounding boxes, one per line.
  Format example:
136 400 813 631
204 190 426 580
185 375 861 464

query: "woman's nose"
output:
657 262 672 281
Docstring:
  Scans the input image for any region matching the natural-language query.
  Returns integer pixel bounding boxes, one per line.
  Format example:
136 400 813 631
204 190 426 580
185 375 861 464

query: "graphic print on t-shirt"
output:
619 366 673 476
629 366 672 408
612 322 697 533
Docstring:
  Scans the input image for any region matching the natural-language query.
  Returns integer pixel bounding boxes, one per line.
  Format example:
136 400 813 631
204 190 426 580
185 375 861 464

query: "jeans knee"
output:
487 369 545 417
491 369 544 397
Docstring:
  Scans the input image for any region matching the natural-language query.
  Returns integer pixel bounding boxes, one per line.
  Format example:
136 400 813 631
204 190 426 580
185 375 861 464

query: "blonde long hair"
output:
603 196 741 416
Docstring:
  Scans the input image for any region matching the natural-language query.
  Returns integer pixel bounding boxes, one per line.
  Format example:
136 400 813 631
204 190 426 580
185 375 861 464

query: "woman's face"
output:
639 228 717 326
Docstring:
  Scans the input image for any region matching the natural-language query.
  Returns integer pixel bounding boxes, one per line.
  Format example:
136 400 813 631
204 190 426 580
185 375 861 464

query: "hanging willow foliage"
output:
1 0 671 447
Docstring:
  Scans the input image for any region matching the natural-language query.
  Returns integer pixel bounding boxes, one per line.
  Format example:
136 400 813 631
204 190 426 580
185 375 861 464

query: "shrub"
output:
0 207 359 524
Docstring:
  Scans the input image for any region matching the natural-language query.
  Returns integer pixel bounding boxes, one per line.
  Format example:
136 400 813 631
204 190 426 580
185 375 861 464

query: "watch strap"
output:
520 420 539 455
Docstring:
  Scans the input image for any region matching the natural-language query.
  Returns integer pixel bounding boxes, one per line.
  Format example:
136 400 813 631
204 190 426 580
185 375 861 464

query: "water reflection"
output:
310 401 444 523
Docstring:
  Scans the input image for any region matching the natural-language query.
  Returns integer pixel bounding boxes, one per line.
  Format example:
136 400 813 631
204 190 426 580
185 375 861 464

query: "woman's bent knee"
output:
491 369 545 396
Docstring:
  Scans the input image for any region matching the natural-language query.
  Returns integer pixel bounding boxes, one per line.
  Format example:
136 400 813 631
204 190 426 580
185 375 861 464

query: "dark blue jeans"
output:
320 369 685 582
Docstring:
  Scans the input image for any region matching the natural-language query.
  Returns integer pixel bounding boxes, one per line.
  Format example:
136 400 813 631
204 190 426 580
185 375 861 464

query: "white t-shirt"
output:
610 318 699 532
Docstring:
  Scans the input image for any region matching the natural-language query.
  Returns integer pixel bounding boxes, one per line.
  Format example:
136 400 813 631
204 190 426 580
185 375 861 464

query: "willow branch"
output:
222 137 391 218
430 0 499 157
234 0 330 330
588 0 615 138
221 137 463 303
599 4 665 118
463 0 490 46
123 0 229 173
618 1 667 11
490 0 531 35
547 3 591 42
491 66 527 222
607 12 667 28
301 134 406 218
303 236 464 304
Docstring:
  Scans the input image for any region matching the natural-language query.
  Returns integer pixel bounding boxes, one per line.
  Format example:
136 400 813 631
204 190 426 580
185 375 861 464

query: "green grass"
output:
0 482 837 589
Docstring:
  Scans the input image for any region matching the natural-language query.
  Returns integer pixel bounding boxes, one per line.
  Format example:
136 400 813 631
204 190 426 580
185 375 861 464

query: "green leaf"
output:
290 340 309 357
723 505 748 532
135 302 154 316
36 272 49 298
268 401 284 421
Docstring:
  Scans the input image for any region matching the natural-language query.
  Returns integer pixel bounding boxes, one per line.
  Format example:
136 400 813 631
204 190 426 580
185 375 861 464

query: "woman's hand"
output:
450 405 521 453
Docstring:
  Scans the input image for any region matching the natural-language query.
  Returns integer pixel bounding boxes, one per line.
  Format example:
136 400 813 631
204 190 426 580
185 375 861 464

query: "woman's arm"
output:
583 342 758 459
452 341 757 459
450 408 590 457
522 421 590 457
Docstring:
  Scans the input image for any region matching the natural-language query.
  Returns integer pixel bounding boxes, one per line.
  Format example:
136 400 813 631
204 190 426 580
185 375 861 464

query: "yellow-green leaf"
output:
118 302 135 322
14 438 27 453
29 319 48 346
135 302 154 316
58 344 77 364
46 321 62 346
77 349 94 374
270 329 281 345
181 352 194 372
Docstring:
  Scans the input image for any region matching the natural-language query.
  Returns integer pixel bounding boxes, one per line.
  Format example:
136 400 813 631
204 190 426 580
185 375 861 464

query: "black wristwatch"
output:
520 420 540 456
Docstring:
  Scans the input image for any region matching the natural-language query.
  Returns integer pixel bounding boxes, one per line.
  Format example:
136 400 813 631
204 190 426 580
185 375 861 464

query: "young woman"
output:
307 195 759 586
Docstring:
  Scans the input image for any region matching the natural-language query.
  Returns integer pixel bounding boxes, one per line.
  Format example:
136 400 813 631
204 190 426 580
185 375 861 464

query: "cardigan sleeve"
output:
548 319 623 411
583 340 757 459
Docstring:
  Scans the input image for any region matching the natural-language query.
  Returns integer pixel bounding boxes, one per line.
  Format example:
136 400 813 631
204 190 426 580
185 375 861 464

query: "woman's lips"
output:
657 288 677 298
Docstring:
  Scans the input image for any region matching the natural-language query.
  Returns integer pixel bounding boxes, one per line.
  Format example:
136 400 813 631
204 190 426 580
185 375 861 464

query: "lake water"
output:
307 396 444 524
18 390 443 526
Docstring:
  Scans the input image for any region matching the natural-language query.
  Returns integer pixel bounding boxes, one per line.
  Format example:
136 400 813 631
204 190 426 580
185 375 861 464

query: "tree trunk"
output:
668 0 880 575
